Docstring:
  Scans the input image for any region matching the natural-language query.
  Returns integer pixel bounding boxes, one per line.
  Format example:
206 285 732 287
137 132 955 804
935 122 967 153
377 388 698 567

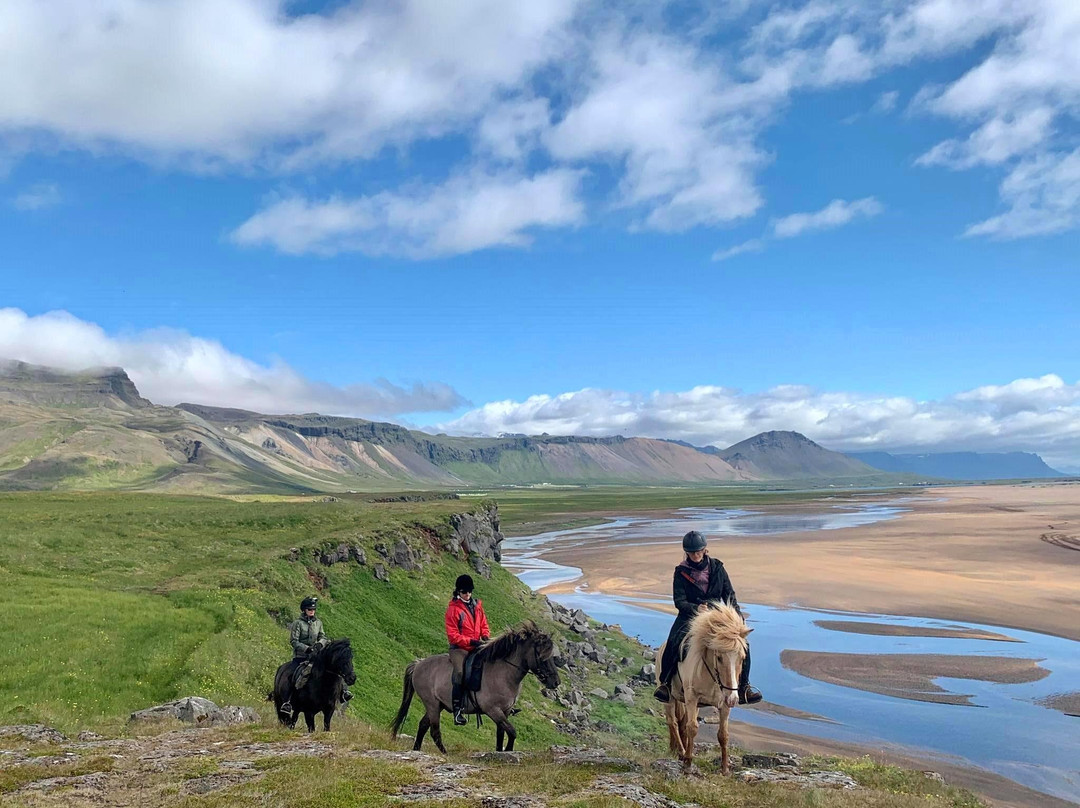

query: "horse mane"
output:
320 638 353 668
684 602 749 656
477 620 546 662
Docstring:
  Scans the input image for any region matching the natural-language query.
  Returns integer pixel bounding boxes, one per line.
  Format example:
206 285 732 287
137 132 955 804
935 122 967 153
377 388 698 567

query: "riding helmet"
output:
681 530 708 552
300 596 318 610
455 574 475 594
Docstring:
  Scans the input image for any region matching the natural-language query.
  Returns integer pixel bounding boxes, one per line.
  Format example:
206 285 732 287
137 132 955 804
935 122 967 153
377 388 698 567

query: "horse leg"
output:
304 711 316 733
665 700 685 759
678 689 698 769
496 725 505 752
500 719 517 752
429 709 448 755
323 704 335 732
413 715 430 751
717 705 731 775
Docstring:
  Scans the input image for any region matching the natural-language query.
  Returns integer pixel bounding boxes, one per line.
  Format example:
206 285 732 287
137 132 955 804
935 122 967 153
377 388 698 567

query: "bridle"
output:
702 651 740 693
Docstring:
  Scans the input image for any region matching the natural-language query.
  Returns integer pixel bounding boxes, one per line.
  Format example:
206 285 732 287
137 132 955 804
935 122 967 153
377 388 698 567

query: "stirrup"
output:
341 689 353 702
453 706 468 726
739 685 763 705
653 684 670 703
279 701 294 718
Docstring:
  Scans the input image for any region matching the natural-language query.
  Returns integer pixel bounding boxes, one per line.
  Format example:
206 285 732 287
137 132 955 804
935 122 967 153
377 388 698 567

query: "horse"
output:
658 602 751 774
389 620 560 753
271 638 357 732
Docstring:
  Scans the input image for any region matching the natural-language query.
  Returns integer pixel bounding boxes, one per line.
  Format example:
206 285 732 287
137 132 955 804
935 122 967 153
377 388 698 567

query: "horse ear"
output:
744 627 754 635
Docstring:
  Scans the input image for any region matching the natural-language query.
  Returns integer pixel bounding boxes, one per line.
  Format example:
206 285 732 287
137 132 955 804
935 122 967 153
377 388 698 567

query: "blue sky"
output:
1 1 1079 466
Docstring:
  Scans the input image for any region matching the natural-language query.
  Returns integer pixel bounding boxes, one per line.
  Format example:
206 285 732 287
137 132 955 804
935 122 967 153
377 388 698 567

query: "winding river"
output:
502 501 1080 804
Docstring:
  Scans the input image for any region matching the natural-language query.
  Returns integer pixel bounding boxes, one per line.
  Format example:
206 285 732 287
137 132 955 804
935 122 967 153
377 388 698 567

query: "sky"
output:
1 0 1079 468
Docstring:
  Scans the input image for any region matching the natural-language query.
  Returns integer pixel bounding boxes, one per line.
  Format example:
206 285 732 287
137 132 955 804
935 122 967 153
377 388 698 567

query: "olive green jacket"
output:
289 615 327 658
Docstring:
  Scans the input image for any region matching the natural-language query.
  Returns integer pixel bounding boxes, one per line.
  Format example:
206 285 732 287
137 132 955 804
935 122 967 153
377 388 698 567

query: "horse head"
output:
483 621 561 690
322 638 357 685
687 602 751 708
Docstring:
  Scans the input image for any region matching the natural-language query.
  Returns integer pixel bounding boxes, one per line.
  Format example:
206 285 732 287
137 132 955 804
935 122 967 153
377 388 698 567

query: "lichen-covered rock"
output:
0 725 67 744
391 539 418 570
128 697 259 727
373 563 389 582
550 746 640 770
737 768 859 789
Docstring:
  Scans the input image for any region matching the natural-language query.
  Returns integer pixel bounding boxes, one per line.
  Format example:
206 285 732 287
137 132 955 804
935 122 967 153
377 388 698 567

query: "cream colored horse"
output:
658 602 751 773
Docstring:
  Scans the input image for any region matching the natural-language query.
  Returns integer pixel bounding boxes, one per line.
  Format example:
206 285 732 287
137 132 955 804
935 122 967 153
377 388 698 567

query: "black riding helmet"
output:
300 596 318 611
682 530 707 552
455 574 475 594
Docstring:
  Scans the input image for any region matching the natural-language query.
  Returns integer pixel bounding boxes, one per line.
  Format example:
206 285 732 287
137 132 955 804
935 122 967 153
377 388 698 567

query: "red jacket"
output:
445 596 490 650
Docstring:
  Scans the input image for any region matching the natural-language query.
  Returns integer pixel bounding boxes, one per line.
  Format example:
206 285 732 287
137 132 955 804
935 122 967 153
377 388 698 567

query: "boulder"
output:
0 725 67 744
446 504 504 564
373 563 390 583
128 697 260 727
349 545 367 565
391 539 418 570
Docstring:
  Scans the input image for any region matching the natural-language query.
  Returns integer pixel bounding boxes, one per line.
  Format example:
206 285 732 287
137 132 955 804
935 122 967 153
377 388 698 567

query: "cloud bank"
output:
0 308 465 417
3 1 1077 255
438 377 1080 468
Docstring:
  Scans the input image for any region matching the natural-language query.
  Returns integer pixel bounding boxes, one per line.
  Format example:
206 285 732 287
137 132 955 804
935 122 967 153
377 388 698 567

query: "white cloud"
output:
546 32 766 231
964 148 1080 238
437 375 1080 466
231 169 584 258
0 0 580 168
771 197 883 238
711 238 764 261
11 181 61 210
872 90 899 113
0 308 465 416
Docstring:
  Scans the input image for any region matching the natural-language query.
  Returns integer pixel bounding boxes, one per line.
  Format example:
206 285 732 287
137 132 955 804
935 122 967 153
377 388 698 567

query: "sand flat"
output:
1036 692 1080 717
541 483 1080 641
779 651 1050 706
813 620 1022 642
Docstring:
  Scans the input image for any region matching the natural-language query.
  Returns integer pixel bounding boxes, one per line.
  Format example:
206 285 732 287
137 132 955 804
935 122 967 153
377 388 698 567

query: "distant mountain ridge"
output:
0 361 752 491
849 450 1066 480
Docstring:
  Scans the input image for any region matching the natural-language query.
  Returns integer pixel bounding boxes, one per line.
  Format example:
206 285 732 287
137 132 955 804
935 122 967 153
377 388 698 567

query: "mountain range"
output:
849 451 1066 480
0 361 1065 491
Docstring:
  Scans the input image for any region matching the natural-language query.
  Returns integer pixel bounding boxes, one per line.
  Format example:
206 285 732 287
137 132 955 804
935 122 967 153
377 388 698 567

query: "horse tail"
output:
389 660 417 738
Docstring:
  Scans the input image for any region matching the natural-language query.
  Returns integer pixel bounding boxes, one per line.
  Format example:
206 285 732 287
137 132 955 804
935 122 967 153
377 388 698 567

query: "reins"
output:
702 652 740 692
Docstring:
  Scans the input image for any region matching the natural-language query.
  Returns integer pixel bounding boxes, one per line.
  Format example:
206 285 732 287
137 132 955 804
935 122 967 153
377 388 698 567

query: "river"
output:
502 501 1080 804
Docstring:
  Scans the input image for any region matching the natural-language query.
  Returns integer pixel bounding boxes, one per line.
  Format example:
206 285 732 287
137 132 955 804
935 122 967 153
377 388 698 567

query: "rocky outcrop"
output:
128 697 259 727
0 724 67 744
445 504 504 578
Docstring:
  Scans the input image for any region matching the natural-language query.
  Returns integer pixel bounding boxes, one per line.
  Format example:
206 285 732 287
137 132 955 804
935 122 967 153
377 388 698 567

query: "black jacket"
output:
672 556 740 618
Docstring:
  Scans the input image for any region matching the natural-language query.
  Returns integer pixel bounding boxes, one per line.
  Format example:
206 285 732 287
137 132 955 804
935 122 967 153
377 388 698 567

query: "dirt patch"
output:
813 620 1022 643
779 651 1051 706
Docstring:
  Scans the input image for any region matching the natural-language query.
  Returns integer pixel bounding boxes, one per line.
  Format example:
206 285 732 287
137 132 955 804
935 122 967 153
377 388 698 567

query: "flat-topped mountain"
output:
719 430 879 480
0 361 751 491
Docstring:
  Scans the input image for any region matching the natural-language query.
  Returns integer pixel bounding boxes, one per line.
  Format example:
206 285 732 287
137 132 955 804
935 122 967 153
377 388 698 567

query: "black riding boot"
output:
738 642 762 704
451 679 467 726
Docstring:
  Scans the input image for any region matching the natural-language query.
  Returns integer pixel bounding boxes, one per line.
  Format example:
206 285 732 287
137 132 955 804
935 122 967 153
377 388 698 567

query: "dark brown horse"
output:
271 639 356 732
390 621 560 753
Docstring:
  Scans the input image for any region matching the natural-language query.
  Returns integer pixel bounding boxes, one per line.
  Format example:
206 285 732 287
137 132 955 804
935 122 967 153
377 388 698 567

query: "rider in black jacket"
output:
653 530 762 704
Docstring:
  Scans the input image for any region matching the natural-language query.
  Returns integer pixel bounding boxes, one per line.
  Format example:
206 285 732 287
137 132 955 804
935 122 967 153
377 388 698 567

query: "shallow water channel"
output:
502 502 1080 804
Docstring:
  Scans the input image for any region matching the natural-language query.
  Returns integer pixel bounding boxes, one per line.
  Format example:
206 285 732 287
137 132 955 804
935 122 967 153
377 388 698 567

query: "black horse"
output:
271 638 356 731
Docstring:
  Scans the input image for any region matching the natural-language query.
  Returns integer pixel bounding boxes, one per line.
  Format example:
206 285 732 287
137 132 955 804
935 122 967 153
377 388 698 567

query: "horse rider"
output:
445 574 490 726
281 596 351 717
653 530 763 705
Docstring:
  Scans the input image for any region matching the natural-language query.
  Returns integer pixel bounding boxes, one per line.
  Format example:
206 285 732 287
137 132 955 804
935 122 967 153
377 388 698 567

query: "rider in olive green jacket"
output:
280 596 350 718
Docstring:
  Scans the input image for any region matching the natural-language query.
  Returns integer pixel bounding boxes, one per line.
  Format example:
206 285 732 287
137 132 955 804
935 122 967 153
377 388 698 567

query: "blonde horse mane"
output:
683 602 750 657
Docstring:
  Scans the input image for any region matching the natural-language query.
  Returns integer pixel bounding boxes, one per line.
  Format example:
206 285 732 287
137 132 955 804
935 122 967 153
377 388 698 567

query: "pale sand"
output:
717 721 1078 808
813 620 1022 642
779 651 1050 706
541 483 1080 641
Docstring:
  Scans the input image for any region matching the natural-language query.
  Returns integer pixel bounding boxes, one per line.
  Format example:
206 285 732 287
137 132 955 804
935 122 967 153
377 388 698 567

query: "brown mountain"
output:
720 430 878 479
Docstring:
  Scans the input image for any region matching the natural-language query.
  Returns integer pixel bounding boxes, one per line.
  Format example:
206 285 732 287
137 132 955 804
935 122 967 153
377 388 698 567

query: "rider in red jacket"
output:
445 574 489 725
